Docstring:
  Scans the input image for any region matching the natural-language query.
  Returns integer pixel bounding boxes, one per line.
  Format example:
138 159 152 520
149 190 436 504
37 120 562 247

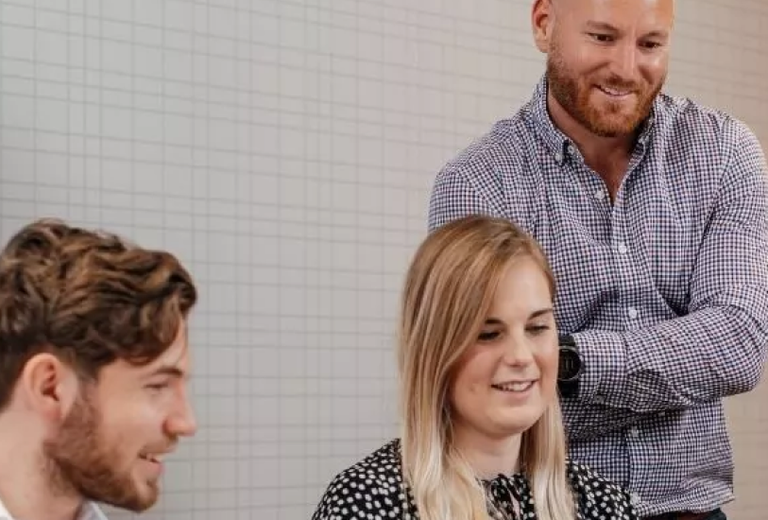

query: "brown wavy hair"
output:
0 218 197 410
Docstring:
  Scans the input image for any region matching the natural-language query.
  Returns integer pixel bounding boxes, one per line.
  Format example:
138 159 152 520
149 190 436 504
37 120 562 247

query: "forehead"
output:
563 0 674 26
488 258 551 318
149 325 190 370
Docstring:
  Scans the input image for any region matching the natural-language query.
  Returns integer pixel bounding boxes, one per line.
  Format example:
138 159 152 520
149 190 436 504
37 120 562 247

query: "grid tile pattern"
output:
0 0 766 518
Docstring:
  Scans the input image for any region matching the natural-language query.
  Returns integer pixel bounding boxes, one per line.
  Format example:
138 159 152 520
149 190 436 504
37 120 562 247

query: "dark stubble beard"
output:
42 390 159 512
546 37 663 138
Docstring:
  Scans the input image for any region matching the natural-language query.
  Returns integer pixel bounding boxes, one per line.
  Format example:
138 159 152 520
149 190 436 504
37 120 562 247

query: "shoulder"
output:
649 93 766 196
429 107 543 228
435 108 538 185
311 439 407 520
447 115 532 168
653 92 761 157
566 460 637 519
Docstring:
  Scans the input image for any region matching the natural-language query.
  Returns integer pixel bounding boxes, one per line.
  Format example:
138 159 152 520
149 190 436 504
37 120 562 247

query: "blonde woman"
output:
311 215 636 520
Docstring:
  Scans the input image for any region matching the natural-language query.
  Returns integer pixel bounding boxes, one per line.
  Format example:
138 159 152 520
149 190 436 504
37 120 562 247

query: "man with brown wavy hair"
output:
0 218 199 520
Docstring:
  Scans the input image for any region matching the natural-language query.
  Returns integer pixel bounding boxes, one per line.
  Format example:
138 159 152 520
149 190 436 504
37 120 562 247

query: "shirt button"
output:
593 393 606 404
629 427 640 438
627 307 638 319
630 492 640 506
594 189 605 200
617 243 628 254
554 153 562 162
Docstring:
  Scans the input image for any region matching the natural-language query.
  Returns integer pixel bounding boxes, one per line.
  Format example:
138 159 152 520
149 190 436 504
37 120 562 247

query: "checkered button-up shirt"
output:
428 75 768 517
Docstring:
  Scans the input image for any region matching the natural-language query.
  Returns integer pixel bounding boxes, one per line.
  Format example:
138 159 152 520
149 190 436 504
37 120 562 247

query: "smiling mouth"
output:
491 381 536 393
596 85 634 98
139 453 164 464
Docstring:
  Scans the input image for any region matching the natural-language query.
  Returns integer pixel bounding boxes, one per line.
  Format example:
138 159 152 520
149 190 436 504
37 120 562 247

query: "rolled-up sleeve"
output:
574 120 768 414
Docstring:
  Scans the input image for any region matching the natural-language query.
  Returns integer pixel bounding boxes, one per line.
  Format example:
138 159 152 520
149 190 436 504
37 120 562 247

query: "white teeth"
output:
494 381 533 392
140 454 161 463
599 86 630 97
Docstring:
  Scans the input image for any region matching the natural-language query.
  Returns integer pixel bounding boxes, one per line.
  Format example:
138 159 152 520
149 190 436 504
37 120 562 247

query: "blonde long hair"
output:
398 215 574 520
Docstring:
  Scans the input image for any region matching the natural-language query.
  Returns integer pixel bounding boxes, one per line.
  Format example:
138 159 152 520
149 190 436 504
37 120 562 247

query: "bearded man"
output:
427 1 768 519
0 218 198 519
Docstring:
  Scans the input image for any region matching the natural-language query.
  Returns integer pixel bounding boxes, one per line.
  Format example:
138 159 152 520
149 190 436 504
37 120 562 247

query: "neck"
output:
0 420 85 520
453 426 522 480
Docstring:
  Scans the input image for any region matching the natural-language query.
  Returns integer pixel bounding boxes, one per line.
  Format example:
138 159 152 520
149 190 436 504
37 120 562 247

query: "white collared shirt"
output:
0 495 107 520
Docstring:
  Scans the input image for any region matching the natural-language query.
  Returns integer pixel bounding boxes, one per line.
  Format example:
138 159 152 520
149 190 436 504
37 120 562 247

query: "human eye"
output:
640 40 663 50
526 323 551 335
588 32 614 43
146 381 171 392
478 330 501 342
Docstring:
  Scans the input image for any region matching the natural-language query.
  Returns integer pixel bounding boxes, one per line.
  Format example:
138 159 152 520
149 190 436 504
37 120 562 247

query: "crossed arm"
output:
428 123 768 435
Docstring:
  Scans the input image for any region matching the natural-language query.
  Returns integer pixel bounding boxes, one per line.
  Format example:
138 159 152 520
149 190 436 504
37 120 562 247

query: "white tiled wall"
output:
0 1 765 519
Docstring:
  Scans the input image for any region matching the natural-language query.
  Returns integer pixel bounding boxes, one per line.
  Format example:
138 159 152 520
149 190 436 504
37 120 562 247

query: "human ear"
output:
18 352 79 422
532 0 555 53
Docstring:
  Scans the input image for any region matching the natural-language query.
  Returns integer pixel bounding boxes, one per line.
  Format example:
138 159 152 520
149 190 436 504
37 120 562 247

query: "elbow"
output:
713 354 764 398
716 303 768 396
729 362 765 395
723 324 768 396
738 350 766 393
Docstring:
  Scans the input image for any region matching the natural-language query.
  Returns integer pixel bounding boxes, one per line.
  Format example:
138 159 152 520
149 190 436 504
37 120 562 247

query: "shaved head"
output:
531 0 674 137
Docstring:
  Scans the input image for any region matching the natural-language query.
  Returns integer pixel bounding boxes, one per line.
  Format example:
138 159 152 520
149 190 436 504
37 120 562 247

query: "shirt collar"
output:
0 495 108 520
523 73 658 165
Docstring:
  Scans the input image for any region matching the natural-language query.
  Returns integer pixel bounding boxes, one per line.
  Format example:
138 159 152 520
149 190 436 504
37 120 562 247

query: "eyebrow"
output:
585 21 619 33
585 20 669 40
529 308 554 319
146 365 187 380
484 308 554 325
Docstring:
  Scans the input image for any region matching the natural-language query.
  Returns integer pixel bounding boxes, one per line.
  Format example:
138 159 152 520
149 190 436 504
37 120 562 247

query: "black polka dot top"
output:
311 439 637 520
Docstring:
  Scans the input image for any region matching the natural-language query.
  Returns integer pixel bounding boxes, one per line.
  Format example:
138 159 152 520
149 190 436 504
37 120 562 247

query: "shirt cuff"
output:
571 329 628 408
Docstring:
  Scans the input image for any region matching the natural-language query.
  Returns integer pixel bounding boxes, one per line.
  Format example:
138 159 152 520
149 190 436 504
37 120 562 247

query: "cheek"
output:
100 397 166 438
574 50 602 71
642 58 668 82
649 66 667 85
535 346 560 391
450 352 494 407
556 42 601 73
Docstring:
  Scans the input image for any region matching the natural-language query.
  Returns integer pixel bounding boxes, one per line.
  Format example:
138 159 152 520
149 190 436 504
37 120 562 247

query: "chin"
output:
132 481 160 511
494 424 534 438
493 411 543 436
102 480 159 513
588 117 640 138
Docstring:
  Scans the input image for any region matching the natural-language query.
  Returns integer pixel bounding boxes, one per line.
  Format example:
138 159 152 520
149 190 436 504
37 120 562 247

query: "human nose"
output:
501 335 535 366
166 394 198 437
608 40 639 82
